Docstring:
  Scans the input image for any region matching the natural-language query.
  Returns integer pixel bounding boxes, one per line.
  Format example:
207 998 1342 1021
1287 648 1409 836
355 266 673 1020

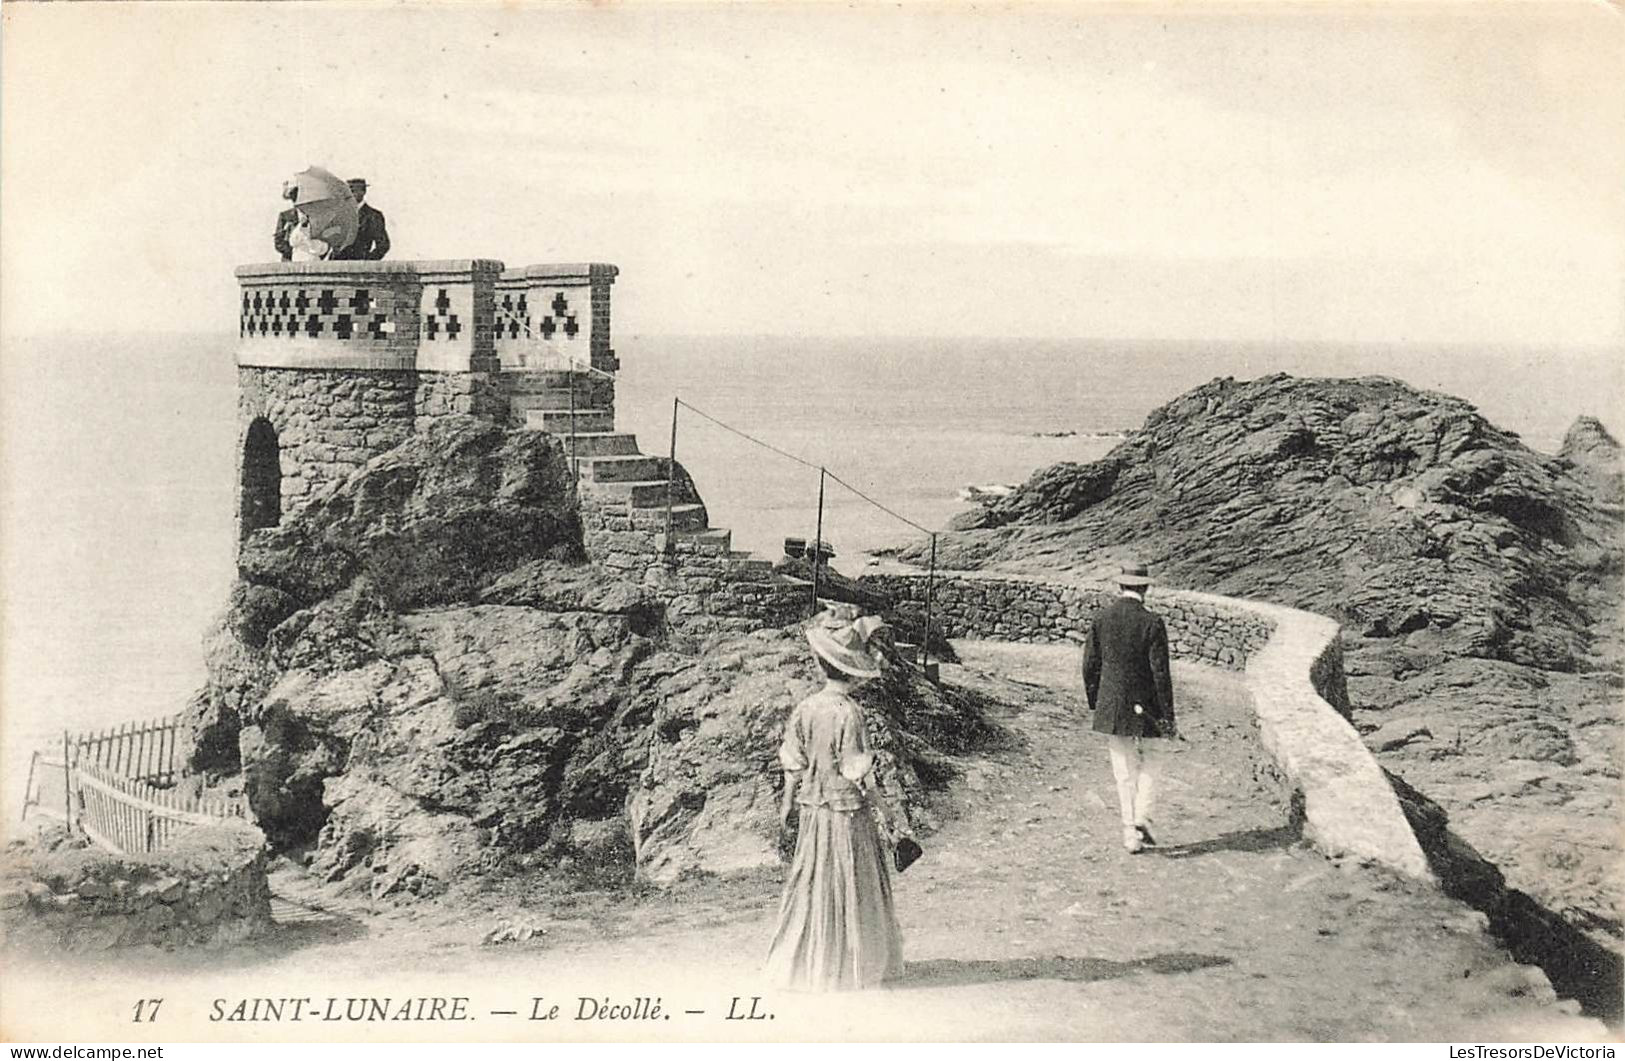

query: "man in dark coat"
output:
273 184 298 261
1082 560 1176 853
330 178 391 260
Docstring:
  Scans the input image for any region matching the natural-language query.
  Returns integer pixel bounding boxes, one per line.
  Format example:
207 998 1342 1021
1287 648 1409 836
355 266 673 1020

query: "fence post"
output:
811 467 826 613
663 397 679 555
920 532 938 668
61 730 74 835
20 751 37 824
568 362 579 495
144 807 155 854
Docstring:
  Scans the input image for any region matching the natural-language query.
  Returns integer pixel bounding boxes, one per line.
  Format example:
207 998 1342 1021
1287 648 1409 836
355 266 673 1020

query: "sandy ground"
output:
2 645 1610 1042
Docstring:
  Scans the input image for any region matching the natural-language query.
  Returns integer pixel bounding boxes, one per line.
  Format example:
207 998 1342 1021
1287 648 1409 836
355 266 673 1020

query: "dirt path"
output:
5 646 1607 1042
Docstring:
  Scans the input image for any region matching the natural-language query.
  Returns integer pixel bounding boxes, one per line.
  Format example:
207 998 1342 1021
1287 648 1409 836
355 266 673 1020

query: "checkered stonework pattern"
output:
495 292 530 341
421 287 464 342
539 290 581 341
492 282 591 370
240 286 399 341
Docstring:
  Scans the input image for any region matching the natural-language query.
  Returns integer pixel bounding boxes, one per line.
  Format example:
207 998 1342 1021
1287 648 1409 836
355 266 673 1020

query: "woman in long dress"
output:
764 605 906 991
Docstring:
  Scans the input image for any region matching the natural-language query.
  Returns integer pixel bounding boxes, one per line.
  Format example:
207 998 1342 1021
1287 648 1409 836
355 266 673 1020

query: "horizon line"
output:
2 328 1621 353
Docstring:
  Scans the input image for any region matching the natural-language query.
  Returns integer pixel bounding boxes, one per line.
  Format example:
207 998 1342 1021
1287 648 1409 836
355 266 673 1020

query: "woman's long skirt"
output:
764 804 905 991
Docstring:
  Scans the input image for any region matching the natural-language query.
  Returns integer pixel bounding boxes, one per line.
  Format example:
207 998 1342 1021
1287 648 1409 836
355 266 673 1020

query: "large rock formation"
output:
909 374 1623 956
181 416 985 899
935 374 1617 672
1559 416 1623 510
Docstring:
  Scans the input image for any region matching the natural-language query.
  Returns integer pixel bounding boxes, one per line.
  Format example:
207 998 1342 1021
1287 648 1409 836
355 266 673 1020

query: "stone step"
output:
579 454 669 483
500 369 580 389
631 502 708 532
561 432 641 458
726 551 776 580
526 408 615 434
509 389 613 413
593 478 693 508
669 527 732 555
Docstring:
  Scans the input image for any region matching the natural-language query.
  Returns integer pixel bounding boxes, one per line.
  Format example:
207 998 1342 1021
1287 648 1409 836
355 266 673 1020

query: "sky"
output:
1 0 1622 345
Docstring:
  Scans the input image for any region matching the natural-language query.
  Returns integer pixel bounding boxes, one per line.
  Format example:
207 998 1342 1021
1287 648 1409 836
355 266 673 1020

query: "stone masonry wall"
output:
237 367 507 523
415 371 509 421
861 571 1273 671
1 821 274 952
578 490 808 630
499 370 615 427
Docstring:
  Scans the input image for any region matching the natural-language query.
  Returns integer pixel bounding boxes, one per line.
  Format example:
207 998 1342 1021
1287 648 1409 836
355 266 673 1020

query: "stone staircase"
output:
521 406 791 604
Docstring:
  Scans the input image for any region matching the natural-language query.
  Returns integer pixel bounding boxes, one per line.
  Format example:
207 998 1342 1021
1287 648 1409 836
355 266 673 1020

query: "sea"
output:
2 332 1619 820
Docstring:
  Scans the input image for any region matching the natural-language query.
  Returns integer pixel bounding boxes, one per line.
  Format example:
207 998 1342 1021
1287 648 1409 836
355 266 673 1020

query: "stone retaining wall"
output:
1 821 274 951
1237 598 1427 877
579 490 809 630
862 568 1429 880
860 571 1273 672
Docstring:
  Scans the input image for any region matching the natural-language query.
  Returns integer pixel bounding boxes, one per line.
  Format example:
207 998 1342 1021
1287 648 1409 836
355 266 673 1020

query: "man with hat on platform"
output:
273 184 299 261
1081 559 1176 853
331 177 391 260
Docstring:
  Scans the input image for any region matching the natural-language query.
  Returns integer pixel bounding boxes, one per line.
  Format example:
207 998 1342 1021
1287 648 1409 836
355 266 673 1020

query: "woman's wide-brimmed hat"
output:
806 603 887 679
1113 560 1154 587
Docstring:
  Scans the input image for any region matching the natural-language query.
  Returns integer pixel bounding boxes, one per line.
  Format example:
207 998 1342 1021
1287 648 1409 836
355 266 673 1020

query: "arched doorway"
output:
240 418 282 538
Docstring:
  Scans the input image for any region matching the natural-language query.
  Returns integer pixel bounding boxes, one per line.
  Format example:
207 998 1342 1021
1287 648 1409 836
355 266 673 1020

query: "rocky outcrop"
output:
935 375 1617 672
1387 772 1621 1022
182 416 988 899
909 374 1623 964
1559 416 1623 509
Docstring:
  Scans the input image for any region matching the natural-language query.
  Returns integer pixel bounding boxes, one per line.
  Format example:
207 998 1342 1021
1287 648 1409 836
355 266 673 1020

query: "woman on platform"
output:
764 605 907 991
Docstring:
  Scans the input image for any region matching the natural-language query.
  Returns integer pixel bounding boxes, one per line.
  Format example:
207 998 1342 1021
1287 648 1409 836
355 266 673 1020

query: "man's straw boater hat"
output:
1113 560 1154 587
806 603 887 679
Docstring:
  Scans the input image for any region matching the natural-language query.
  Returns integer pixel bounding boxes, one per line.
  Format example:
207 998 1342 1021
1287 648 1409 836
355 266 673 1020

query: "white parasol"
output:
284 165 358 260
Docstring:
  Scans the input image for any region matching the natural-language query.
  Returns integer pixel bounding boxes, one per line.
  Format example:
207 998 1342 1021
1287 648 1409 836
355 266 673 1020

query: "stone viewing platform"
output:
234 258 806 630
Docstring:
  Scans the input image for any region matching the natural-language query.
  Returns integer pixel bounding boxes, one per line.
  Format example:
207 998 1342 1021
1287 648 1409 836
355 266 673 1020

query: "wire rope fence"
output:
666 397 942 668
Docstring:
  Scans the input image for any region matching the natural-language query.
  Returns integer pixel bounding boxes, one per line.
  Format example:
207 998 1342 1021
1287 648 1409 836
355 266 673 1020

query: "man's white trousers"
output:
1106 734 1162 828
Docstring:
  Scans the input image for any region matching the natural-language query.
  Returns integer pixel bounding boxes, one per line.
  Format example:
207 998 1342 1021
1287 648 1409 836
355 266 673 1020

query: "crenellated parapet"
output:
493 262 619 375
234 259 617 376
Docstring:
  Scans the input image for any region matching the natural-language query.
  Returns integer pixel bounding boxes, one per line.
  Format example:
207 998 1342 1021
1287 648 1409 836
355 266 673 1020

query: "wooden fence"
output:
73 761 247 855
72 717 183 787
20 720 248 855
